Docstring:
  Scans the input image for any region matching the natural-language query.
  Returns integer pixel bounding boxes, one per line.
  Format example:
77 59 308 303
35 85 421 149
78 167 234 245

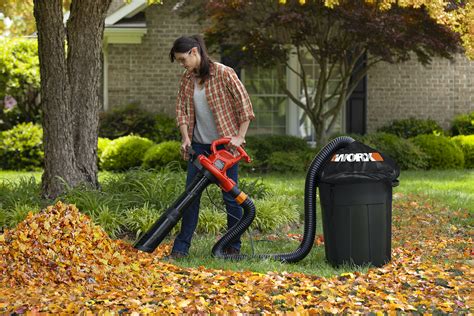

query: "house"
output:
103 0 474 139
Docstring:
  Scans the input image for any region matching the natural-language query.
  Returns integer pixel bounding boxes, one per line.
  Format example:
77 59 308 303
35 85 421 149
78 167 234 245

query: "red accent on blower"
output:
198 138 251 192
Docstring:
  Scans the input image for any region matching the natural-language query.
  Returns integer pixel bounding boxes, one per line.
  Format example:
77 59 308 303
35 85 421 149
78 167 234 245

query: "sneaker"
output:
163 251 188 261
223 247 240 255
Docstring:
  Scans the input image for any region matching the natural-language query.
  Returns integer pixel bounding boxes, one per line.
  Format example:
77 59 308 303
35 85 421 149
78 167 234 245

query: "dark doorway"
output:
220 45 242 78
346 55 367 135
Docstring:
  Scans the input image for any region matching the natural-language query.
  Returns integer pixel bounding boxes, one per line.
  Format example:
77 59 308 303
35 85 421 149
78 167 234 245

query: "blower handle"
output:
210 137 251 164
198 137 251 192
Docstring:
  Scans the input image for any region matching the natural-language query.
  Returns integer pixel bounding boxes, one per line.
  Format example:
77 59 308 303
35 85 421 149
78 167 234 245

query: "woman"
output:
168 35 255 259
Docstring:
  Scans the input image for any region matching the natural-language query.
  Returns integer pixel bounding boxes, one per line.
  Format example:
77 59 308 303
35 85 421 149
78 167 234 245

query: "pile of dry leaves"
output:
0 199 472 314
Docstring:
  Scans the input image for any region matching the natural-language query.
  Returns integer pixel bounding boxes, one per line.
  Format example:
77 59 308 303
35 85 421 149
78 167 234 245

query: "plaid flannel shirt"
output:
175 62 255 142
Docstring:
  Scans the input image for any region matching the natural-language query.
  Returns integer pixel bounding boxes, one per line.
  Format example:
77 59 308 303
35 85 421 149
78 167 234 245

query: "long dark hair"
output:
169 35 212 82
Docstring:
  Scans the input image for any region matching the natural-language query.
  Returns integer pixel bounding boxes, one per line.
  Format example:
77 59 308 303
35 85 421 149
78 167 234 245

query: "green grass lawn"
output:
396 170 474 211
1 168 472 276
244 169 474 212
0 170 42 182
173 169 472 274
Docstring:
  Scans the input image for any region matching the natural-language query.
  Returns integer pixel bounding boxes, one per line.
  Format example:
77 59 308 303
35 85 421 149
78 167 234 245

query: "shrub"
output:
378 117 444 138
99 104 157 139
100 135 154 171
98 137 112 158
99 169 185 210
197 207 226 235
360 132 428 170
239 178 269 200
410 135 464 169
452 135 474 169
0 176 42 229
152 114 181 143
450 111 474 136
0 122 43 170
0 38 41 131
88 205 125 239
1 203 40 229
123 202 161 238
97 137 112 169
267 151 307 173
239 146 263 172
99 104 180 142
0 177 42 210
251 196 299 233
142 141 185 170
195 195 299 234
245 135 309 172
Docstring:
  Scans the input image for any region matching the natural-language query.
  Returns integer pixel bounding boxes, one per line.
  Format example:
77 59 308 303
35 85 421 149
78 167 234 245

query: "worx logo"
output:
331 152 384 162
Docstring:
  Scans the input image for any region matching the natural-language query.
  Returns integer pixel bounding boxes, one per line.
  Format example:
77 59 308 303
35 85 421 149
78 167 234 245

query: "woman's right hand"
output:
180 138 192 160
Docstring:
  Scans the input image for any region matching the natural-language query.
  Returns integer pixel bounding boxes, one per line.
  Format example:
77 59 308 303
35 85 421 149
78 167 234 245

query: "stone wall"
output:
367 54 474 132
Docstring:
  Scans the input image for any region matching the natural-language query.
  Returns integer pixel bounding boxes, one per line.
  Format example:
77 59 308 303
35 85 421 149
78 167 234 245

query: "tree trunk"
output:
34 0 80 199
67 0 112 188
34 0 112 198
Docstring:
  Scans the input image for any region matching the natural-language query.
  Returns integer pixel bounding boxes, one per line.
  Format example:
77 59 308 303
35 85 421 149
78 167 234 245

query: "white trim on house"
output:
287 48 300 137
103 28 147 45
103 45 109 111
105 0 147 26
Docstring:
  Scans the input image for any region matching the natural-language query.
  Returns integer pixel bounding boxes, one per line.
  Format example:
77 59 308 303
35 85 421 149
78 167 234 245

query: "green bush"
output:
239 146 263 172
100 135 154 171
410 135 464 169
251 196 299 233
239 178 269 200
245 135 309 172
0 176 42 229
452 135 474 169
267 151 307 173
142 141 185 170
378 117 444 138
99 104 180 142
0 38 41 131
360 132 427 170
97 137 112 169
98 104 156 139
152 114 181 143
124 203 161 238
1 203 40 229
450 112 474 136
195 195 299 235
0 122 43 170
197 207 226 235
98 137 112 158
98 168 185 210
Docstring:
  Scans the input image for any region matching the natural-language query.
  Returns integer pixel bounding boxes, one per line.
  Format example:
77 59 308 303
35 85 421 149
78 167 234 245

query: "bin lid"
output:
319 140 400 186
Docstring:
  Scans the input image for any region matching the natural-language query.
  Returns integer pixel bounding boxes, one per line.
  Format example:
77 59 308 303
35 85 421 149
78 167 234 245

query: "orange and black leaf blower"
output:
133 138 253 253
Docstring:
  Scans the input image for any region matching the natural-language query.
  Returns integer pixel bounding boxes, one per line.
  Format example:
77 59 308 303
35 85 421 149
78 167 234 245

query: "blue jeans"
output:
171 142 242 255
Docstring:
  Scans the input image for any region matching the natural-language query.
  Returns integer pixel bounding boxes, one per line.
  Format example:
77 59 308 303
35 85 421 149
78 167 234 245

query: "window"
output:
242 67 287 135
241 48 344 139
297 50 344 140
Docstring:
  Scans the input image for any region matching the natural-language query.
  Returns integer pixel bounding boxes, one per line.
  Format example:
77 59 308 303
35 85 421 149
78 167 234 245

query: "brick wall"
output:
367 53 474 132
106 2 474 134
107 1 203 117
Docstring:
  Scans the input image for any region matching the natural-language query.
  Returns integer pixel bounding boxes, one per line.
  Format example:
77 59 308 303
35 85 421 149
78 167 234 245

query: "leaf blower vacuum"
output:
134 136 399 266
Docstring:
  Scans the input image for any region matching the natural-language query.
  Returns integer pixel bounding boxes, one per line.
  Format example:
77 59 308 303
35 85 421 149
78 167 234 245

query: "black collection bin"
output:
318 141 399 267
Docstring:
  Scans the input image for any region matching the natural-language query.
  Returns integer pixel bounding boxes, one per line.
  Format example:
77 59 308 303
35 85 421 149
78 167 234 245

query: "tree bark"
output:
67 0 112 188
34 0 112 198
34 0 79 199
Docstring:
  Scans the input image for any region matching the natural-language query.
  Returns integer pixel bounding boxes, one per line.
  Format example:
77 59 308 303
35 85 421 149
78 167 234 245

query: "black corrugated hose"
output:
212 136 355 263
